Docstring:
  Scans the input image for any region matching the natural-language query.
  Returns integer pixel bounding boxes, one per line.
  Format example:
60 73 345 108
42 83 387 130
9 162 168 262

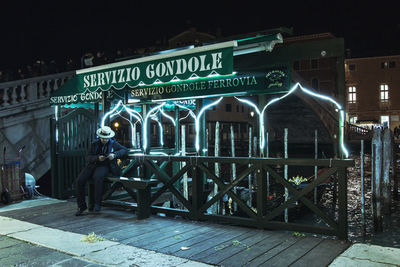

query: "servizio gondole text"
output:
83 52 225 89
130 75 257 98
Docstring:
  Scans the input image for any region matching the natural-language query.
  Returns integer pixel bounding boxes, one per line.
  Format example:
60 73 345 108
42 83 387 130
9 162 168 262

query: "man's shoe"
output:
75 206 87 216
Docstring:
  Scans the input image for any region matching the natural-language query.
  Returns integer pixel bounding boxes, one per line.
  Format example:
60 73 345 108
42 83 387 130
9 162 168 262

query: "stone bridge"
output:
0 72 73 183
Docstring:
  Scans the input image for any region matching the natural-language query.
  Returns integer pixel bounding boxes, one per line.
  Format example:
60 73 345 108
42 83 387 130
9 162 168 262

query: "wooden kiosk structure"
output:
50 29 354 239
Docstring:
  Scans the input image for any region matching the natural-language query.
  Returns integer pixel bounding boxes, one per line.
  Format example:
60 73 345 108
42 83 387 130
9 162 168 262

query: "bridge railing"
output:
0 71 74 110
347 123 373 140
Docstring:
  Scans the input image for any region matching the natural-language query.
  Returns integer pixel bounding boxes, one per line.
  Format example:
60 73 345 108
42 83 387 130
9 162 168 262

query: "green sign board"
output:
128 65 290 102
78 42 234 91
50 41 235 105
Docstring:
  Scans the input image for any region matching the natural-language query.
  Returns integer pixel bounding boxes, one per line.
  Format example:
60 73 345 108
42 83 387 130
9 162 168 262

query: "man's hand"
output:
107 153 115 160
98 155 106 161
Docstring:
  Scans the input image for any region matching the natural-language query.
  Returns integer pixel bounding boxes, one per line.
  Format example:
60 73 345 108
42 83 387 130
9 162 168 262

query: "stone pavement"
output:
1 198 399 266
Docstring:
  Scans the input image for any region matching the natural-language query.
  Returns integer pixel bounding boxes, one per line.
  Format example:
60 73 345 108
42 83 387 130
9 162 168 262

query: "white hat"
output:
96 126 115 139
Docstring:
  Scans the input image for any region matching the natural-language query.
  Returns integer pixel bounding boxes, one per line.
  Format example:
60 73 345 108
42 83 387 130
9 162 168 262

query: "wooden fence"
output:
108 154 354 240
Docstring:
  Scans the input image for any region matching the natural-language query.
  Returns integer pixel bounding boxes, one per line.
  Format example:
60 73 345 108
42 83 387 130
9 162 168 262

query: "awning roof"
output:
50 33 283 105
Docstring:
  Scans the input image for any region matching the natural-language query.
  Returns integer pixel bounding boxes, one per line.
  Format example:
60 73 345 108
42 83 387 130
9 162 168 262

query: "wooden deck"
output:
0 200 350 266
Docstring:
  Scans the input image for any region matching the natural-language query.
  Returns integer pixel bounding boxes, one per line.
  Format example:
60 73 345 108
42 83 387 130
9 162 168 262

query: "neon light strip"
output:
111 113 136 147
143 103 165 150
160 109 176 126
175 103 197 119
235 83 349 158
54 106 59 142
101 100 123 127
195 97 223 152
179 111 196 121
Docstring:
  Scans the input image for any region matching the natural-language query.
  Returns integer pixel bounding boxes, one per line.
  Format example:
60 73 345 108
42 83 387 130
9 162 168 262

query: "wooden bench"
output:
88 176 159 219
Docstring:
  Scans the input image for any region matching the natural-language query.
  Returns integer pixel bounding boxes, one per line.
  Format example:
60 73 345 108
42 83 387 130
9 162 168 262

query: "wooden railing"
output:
110 154 354 240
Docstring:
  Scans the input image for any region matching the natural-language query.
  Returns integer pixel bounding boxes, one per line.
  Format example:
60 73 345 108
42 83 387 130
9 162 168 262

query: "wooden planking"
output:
262 236 323 266
104 219 189 243
244 235 299 266
122 220 202 246
196 230 269 265
132 223 205 247
158 225 233 255
219 232 291 266
1 200 350 267
290 238 350 267
174 227 250 259
141 225 217 251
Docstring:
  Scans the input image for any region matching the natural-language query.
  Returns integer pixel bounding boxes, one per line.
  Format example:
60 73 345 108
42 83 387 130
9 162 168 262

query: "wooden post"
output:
284 128 288 223
372 128 383 232
382 127 392 214
214 121 220 214
394 143 399 200
360 140 366 237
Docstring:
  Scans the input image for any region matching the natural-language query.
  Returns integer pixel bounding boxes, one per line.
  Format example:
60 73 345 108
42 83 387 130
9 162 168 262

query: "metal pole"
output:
181 125 188 200
214 121 220 214
248 126 253 207
314 129 318 204
266 132 270 198
230 124 237 211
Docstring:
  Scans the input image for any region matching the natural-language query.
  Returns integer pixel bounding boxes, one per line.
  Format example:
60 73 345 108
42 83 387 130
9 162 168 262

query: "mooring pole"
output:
372 128 383 232
361 139 366 237
284 128 289 223
382 127 392 215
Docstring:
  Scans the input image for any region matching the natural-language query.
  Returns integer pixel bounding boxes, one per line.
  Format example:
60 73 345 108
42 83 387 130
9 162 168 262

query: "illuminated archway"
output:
235 83 349 158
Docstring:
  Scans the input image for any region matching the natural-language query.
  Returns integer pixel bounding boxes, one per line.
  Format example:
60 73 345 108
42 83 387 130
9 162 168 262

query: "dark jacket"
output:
86 139 128 176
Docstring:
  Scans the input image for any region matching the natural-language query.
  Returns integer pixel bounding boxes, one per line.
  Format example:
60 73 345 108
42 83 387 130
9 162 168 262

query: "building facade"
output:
345 55 400 130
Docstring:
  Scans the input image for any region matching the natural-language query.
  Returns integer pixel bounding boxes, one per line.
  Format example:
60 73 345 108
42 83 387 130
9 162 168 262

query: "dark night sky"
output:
1 0 399 70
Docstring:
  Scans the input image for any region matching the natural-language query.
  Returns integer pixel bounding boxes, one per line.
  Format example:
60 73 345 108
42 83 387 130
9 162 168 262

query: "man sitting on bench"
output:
75 126 128 216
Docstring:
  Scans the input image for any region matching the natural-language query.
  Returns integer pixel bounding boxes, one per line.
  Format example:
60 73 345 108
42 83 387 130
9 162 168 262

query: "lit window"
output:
381 115 389 127
380 84 389 102
348 86 356 103
349 116 357 124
